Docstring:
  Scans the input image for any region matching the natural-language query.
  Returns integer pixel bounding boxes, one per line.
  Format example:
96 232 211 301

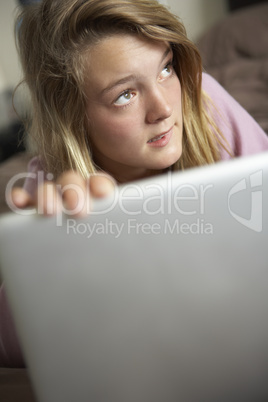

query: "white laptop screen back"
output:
0 152 268 401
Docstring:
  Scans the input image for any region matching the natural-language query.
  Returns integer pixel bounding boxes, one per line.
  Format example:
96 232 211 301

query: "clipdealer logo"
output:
228 170 263 233
5 169 264 233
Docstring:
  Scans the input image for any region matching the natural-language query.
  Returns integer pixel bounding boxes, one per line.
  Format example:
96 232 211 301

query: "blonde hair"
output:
16 0 229 179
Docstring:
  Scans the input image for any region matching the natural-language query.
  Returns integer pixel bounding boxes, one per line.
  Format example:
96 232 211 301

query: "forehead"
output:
83 34 171 96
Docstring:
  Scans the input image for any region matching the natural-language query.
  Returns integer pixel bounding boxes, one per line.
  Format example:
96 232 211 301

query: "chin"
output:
156 149 182 170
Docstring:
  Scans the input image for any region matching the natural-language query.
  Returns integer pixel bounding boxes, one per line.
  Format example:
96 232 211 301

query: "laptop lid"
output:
0 152 268 401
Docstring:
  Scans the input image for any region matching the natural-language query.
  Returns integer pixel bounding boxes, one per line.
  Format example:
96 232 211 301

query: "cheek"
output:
89 108 143 145
171 79 182 110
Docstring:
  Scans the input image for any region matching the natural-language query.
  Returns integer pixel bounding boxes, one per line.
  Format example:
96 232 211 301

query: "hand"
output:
9 171 116 217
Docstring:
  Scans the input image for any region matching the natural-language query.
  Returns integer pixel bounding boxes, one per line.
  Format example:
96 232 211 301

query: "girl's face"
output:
84 34 183 183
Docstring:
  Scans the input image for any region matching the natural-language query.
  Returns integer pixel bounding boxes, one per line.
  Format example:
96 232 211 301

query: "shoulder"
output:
27 156 43 173
202 73 223 96
23 156 45 197
202 72 245 115
201 73 268 159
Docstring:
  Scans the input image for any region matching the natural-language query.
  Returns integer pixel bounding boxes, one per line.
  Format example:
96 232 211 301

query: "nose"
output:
145 86 172 124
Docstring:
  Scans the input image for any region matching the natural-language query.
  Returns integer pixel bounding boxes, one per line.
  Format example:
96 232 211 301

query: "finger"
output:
89 173 116 198
10 187 34 209
56 171 88 217
34 182 62 216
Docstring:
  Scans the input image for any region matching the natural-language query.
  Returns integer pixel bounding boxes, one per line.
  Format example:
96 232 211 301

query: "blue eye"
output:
160 62 173 80
114 90 134 106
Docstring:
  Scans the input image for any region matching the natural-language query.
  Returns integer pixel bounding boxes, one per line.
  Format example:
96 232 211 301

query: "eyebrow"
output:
100 46 172 97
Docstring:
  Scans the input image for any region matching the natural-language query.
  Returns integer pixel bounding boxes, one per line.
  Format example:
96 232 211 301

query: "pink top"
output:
1 73 268 368
202 73 268 159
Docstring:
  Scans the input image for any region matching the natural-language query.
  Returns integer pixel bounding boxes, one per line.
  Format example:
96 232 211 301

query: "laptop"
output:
0 152 268 402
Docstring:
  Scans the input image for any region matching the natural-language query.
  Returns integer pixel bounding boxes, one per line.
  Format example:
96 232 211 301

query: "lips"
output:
147 127 173 147
148 133 167 143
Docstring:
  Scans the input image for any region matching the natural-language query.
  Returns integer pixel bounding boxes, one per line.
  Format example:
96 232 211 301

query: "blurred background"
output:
0 0 267 164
